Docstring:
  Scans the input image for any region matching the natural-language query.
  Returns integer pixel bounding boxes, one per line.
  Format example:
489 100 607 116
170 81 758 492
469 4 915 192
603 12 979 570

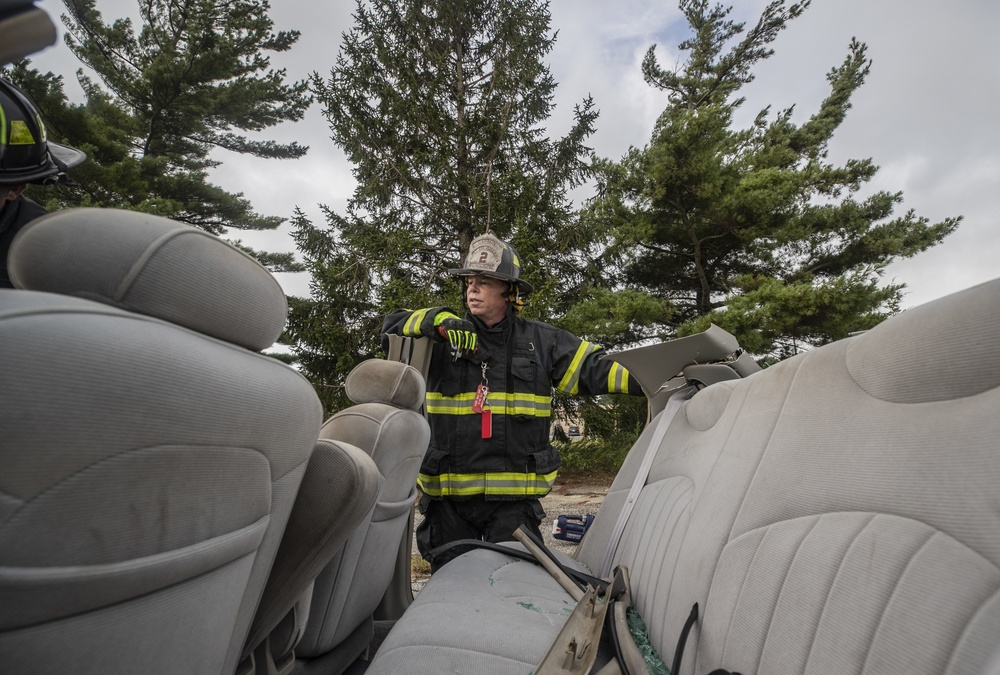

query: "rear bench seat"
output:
367 278 1000 675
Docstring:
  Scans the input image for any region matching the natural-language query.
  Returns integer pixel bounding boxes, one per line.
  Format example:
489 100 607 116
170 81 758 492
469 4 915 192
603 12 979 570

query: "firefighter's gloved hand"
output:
436 318 477 357
431 310 461 340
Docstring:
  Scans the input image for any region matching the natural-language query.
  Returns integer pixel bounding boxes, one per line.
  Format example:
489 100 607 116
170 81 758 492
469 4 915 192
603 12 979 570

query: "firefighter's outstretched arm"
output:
382 307 477 359
550 329 642 397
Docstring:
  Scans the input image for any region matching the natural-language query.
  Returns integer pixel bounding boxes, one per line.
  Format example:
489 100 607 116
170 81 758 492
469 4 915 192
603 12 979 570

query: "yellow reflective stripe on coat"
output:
403 308 431 337
433 310 461 326
425 391 551 417
418 469 559 497
557 340 599 395
608 362 629 393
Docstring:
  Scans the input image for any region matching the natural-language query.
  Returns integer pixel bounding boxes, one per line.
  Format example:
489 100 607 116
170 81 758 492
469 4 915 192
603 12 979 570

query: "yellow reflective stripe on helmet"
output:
403 308 432 337
425 391 551 417
557 341 599 395
608 362 629 393
418 469 559 497
9 119 36 145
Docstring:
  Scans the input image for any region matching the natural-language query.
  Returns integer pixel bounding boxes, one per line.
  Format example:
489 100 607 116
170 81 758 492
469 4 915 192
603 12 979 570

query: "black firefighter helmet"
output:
0 77 86 186
450 233 534 294
450 233 534 312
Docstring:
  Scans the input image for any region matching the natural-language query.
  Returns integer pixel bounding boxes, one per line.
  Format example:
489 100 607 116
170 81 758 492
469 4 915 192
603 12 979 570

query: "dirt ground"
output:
411 473 613 594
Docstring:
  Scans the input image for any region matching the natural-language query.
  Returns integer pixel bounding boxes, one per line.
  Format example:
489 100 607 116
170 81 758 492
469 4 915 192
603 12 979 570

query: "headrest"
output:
345 359 426 411
8 208 287 351
846 277 1000 403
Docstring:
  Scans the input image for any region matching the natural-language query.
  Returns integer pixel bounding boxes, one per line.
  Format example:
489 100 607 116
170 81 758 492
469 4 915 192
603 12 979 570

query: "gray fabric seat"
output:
293 358 430 672
239 432 381 675
366 277 1000 675
0 208 368 675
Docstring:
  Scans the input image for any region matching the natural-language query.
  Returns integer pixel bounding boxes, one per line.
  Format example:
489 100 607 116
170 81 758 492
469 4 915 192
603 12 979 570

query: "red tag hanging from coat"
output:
472 383 489 413
481 408 492 439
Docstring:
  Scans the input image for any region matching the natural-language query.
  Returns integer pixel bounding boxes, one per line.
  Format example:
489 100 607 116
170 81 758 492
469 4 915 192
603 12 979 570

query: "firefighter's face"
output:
465 275 508 326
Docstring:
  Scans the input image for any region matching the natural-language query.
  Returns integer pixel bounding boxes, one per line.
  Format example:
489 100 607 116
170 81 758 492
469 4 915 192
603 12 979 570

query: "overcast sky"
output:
27 0 1000 309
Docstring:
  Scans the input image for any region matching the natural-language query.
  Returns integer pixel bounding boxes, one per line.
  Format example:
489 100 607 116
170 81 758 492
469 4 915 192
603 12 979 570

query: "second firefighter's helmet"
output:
450 232 534 295
0 77 86 185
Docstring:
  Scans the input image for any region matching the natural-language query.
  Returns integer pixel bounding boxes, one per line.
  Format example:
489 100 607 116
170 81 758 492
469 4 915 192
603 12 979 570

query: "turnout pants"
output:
416 494 546 572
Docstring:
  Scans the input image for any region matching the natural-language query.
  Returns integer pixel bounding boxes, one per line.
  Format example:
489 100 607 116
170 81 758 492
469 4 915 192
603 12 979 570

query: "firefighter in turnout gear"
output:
0 77 87 288
382 233 643 571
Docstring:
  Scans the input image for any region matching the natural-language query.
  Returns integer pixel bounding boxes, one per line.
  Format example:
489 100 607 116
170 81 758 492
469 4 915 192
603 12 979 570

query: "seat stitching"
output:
719 526 768 667
390 367 405 405
726 358 804 545
842 515 932 675
0 492 25 529
629 482 678 594
757 514 824 670
646 480 694 633
942 583 1000 673
798 512 879 674
112 228 193 302
693 373 792 674
309 542 352 647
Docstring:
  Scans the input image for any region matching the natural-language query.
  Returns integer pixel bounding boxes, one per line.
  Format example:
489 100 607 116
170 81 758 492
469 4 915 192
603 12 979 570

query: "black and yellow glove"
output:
433 311 477 358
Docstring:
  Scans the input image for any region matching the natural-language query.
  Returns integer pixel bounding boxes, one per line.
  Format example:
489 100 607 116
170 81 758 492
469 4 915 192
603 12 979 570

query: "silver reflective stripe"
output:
424 394 475 414
608 362 627 393
425 392 552 417
418 469 559 497
597 385 697 579
403 308 431 336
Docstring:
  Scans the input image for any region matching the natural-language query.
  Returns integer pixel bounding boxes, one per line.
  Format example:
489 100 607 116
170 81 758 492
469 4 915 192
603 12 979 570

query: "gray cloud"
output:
27 0 998 307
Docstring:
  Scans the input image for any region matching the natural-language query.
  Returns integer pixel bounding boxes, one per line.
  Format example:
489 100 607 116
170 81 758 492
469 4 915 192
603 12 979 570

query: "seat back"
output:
361 281 1000 675
295 358 429 665
578 278 1000 675
240 437 381 674
0 209 323 675
0 0 56 66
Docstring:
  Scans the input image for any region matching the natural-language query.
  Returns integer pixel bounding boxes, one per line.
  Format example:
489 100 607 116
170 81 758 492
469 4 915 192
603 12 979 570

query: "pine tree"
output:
583 0 959 361
5 0 311 266
288 0 598 411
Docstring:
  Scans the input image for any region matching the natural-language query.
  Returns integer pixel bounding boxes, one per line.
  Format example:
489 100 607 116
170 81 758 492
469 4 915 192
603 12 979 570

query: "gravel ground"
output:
411 478 611 595
539 480 609 556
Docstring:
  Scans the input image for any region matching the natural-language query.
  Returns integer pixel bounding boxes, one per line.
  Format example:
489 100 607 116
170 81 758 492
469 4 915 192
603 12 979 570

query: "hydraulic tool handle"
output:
513 527 585 602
